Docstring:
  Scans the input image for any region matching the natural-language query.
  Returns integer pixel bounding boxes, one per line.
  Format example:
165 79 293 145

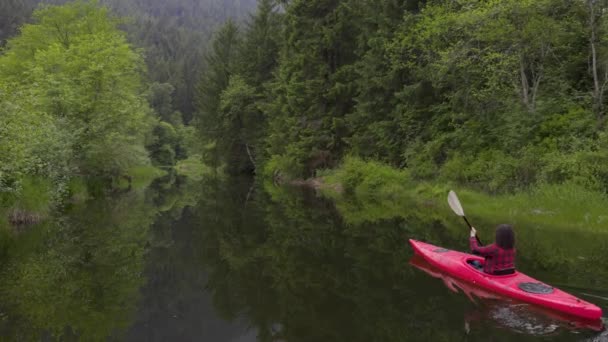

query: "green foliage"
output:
263 153 304 181
217 75 263 173
326 156 410 198
438 182 608 235
126 165 168 190
0 93 73 193
8 0 608 199
538 150 608 192
439 150 523 193
0 0 258 121
175 155 211 181
67 177 88 202
0 0 164 214
322 156 608 239
237 0 281 87
147 82 177 122
195 20 240 167
104 0 257 120
187 0 608 194
263 0 360 178
147 121 179 166
188 0 608 192
195 1 281 175
0 177 54 227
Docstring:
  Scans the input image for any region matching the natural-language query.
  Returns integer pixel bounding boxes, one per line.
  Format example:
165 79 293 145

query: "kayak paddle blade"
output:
448 190 465 217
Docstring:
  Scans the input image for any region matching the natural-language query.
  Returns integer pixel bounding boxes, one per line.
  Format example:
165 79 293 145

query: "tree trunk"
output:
589 0 604 122
519 56 531 111
245 143 256 171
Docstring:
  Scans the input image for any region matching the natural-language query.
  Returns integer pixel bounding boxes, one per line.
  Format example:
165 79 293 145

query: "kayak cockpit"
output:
464 258 517 277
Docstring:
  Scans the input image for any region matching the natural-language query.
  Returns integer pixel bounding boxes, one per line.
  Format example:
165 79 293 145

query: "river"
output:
0 174 606 341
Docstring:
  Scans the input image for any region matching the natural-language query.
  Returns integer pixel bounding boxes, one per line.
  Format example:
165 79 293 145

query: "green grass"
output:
126 165 168 190
321 156 417 225
442 182 608 232
175 155 212 181
14 177 53 213
0 176 53 225
322 157 608 233
324 156 411 199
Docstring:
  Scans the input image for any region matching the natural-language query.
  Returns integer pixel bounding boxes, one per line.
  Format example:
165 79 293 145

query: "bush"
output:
403 139 442 180
439 150 521 193
539 150 608 192
325 156 411 200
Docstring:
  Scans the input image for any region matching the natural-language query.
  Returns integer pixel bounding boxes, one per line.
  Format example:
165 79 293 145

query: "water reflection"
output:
0 174 200 341
410 256 604 335
195 178 607 341
0 175 606 341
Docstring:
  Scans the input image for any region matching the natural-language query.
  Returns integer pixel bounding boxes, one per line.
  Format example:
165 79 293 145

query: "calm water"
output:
0 175 606 341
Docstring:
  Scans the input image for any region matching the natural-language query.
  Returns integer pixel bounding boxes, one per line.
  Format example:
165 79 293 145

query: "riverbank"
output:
0 165 167 230
315 157 608 234
265 159 608 300
292 157 608 290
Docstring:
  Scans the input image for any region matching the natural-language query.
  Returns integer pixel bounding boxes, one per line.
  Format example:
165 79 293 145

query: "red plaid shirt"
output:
469 237 516 274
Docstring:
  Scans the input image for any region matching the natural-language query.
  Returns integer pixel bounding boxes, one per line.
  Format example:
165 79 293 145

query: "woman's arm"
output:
470 237 496 256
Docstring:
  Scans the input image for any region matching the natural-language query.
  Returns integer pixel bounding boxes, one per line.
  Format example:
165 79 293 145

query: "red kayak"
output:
409 239 603 321
410 256 605 331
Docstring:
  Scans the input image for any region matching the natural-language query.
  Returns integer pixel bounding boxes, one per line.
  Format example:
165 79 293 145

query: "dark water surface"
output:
0 175 606 341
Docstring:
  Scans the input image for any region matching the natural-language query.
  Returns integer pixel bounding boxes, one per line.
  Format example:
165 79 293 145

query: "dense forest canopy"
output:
3 1 608 338
1 0 257 120
0 0 257 213
5 0 608 213
1 1 152 190
195 0 608 194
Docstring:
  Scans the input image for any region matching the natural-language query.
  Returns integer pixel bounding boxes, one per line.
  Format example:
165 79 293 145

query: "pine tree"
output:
195 21 241 169
264 0 361 178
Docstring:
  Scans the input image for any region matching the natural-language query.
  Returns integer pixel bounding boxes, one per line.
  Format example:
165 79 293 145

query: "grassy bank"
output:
0 177 54 227
0 166 168 229
321 156 608 233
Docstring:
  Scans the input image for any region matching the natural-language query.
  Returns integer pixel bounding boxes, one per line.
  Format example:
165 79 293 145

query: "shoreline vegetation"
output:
271 157 608 290
281 156 608 235
5 0 608 240
1 153 208 229
0 165 167 228
262 158 608 294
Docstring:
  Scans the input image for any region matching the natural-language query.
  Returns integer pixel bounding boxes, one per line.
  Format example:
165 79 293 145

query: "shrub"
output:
326 156 411 200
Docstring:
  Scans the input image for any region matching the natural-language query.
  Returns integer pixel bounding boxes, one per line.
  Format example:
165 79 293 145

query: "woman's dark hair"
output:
495 224 515 249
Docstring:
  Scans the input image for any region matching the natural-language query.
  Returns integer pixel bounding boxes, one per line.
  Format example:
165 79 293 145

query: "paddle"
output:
447 190 482 244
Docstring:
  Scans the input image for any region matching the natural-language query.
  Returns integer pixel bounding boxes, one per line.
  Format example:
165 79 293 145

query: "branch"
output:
245 143 256 170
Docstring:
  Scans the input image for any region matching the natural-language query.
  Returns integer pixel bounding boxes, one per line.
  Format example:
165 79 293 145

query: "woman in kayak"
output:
469 224 515 275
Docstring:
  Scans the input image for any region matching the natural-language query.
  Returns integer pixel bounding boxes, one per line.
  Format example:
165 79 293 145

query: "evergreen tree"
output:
264 0 361 178
195 21 241 169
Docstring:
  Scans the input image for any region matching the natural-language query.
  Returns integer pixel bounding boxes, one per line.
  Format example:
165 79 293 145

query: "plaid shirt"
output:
470 237 516 274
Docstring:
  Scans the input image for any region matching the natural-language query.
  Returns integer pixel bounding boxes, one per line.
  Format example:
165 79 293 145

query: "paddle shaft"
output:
462 216 482 245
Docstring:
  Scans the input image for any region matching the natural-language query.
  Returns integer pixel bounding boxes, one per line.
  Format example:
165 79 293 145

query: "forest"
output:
2 1 608 339
196 0 608 196
0 0 255 222
4 0 608 221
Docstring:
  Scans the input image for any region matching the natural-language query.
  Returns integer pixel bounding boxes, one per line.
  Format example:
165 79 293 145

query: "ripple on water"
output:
489 304 560 336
